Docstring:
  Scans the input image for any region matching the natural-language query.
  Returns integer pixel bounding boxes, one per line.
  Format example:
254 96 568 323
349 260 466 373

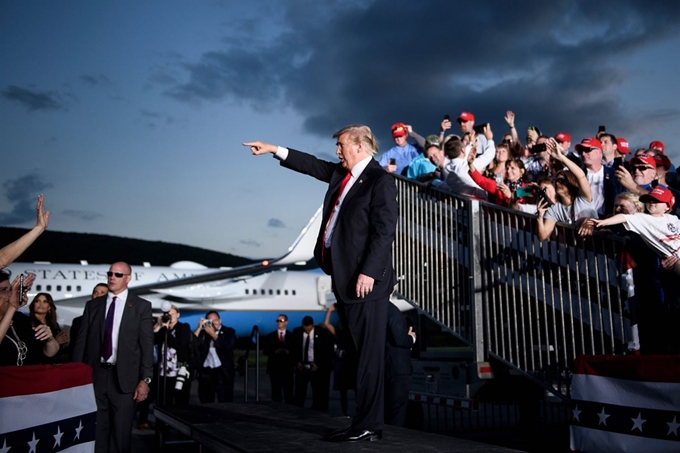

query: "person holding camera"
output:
378 123 420 175
154 304 192 407
193 310 237 403
524 136 554 182
536 139 596 242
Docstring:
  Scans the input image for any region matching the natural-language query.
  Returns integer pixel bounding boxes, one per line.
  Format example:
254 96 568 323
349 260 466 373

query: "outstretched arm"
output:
548 139 592 202
593 214 627 228
0 195 50 269
243 141 279 155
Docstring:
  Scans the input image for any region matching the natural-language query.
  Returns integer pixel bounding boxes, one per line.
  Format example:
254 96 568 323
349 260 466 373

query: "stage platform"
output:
154 401 521 452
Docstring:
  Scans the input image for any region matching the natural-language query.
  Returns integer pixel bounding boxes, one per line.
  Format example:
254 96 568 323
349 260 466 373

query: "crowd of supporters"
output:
380 113 680 355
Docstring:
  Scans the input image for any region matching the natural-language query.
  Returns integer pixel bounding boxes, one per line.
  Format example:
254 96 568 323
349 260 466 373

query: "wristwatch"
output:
143 377 152 384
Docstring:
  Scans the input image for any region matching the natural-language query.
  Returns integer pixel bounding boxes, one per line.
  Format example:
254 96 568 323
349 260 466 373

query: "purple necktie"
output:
102 296 117 361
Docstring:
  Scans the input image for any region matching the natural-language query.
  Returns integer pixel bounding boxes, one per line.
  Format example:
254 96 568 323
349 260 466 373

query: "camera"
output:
473 123 489 135
303 363 311 370
389 158 396 165
536 187 554 207
175 364 190 390
530 143 547 153
204 319 213 327
161 313 171 323
443 114 450 121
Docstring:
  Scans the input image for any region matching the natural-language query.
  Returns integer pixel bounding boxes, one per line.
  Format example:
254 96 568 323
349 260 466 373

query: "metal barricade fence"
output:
393 176 633 397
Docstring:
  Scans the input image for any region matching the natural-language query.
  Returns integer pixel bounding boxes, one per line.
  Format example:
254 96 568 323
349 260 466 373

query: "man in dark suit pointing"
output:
244 124 398 442
73 262 154 453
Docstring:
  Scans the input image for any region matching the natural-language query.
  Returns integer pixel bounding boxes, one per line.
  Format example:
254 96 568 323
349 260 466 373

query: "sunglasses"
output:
554 177 568 185
579 148 597 154
631 166 653 172
106 272 129 278
276 319 286 323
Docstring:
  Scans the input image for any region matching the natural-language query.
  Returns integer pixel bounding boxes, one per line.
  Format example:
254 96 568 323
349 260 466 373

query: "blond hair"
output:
333 124 378 156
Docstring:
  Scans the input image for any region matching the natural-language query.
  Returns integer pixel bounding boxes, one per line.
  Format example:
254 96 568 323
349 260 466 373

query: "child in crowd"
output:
593 186 680 274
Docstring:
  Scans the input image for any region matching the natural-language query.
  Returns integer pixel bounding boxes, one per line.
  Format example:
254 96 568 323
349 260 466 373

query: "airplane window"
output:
292 290 296 296
261 289 265 295
284 290 288 295
268 289 273 295
57 285 62 291
277 290 281 295
77 286 81 291
67 285 71 291
47 285 52 291
36 285 42 291
252 289 257 296
245 289 249 295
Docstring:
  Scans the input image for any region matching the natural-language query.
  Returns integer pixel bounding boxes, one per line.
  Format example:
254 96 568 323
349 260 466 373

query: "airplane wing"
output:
129 205 322 297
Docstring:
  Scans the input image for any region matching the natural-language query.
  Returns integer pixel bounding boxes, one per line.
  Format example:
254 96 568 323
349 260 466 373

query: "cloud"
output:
0 173 53 224
267 218 286 228
1 85 64 112
62 210 103 221
139 109 178 129
80 74 113 87
164 0 680 145
239 239 261 247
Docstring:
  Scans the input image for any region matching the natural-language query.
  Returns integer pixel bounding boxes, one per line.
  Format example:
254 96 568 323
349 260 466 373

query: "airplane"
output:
6 207 341 337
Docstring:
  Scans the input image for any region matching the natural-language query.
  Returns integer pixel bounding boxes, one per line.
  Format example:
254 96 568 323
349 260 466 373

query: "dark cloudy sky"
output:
1 0 679 259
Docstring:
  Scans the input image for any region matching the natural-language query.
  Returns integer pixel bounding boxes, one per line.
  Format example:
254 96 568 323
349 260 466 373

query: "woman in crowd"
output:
29 293 68 344
482 143 510 181
154 304 193 407
29 292 69 362
0 272 59 366
468 152 530 207
536 139 596 241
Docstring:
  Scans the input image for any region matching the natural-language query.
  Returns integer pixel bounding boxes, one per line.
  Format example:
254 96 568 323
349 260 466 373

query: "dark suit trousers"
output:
270 367 294 403
338 298 388 431
385 375 411 427
198 367 234 403
93 366 136 453
294 367 331 410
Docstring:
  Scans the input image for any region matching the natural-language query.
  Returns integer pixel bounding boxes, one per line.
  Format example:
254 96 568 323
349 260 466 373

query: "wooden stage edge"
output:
154 401 521 452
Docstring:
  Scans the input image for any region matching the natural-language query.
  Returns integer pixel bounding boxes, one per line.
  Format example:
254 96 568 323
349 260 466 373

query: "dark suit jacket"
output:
385 303 414 379
197 325 236 371
73 294 154 393
263 329 294 374
601 165 625 217
281 149 398 303
291 325 335 373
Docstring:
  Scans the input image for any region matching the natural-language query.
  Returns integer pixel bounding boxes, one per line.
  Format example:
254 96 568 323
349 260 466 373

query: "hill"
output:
0 227 254 268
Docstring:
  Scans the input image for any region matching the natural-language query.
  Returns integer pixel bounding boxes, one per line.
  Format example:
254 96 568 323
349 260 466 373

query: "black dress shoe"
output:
329 429 382 442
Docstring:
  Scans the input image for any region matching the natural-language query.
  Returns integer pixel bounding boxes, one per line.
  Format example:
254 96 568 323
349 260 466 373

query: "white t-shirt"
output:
623 213 680 258
544 195 597 224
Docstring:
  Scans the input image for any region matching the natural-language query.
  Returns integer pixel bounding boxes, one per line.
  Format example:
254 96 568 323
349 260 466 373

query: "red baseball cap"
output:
640 186 675 207
631 154 656 168
649 140 665 153
391 123 408 138
555 132 571 143
457 111 475 123
616 137 630 154
575 137 602 153
654 154 672 170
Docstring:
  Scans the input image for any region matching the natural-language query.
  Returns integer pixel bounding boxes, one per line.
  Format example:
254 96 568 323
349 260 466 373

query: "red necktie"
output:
321 171 352 262
279 331 284 343
102 296 117 361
